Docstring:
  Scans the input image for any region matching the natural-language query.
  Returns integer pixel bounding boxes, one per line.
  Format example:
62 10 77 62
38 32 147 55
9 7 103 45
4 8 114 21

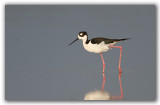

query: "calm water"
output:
5 5 156 101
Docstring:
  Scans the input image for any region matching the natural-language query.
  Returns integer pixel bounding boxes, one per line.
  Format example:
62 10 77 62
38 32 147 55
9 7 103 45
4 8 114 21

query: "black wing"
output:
90 37 123 44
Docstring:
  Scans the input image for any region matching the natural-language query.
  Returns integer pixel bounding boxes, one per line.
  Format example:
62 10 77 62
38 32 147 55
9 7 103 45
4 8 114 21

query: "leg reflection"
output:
119 73 123 99
101 73 106 93
111 72 123 100
84 72 110 100
84 71 123 100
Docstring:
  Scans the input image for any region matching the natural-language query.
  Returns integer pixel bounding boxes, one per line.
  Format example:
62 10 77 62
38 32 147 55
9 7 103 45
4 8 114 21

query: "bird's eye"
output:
79 33 83 37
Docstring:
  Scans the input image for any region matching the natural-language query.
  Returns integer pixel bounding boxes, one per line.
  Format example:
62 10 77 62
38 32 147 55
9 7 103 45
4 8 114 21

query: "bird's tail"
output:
120 38 131 41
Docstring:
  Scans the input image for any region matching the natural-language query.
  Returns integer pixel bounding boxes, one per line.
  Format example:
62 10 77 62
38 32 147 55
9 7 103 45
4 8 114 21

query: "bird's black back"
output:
90 37 129 44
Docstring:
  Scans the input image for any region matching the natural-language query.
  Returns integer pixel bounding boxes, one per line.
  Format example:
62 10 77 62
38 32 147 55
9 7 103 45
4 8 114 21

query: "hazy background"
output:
5 5 156 101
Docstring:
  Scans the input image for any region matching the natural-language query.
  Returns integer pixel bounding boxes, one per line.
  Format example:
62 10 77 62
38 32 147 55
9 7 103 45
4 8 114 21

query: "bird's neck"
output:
82 37 89 44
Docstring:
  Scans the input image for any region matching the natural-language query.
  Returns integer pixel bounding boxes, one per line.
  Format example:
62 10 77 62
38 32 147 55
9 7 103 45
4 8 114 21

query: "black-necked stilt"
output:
69 31 130 73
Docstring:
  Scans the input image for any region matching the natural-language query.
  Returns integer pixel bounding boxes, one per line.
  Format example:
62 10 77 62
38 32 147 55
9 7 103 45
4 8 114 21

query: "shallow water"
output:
5 68 156 100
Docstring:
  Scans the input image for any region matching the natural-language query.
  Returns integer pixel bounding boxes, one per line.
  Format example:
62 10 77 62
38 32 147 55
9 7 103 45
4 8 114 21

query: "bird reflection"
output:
84 90 110 100
84 72 123 100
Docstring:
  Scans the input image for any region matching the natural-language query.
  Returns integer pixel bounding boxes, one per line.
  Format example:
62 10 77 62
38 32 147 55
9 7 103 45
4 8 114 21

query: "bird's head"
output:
78 31 88 40
68 31 88 46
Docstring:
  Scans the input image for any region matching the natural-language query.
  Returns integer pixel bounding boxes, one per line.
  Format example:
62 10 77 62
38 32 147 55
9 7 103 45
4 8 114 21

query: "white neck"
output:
79 35 88 44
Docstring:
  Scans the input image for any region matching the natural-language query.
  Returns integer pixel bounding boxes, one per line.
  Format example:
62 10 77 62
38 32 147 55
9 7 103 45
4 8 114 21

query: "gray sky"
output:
5 5 156 101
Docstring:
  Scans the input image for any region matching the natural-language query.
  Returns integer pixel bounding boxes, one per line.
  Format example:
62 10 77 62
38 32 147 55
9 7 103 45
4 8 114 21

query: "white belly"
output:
83 41 114 53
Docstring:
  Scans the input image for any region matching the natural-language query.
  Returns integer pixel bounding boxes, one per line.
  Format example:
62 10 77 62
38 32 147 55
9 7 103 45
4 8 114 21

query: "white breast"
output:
83 41 115 53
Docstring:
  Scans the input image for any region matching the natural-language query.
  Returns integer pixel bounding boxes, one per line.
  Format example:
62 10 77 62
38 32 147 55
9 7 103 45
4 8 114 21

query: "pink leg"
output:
109 46 122 73
100 53 105 73
119 73 123 99
101 73 106 93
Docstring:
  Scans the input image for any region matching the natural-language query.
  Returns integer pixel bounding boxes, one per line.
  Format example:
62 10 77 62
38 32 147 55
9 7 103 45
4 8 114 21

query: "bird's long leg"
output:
101 73 106 93
109 46 122 73
100 53 105 73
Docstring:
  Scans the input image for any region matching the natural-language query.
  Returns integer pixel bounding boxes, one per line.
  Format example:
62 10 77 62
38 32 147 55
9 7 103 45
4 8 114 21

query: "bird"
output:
68 31 130 73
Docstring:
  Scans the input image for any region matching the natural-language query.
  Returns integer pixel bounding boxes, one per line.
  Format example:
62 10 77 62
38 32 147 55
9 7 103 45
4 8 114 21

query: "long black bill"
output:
68 38 79 46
